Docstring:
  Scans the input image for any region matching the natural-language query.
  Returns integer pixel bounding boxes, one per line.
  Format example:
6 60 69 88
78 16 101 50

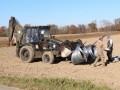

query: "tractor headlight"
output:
35 45 39 49
41 30 44 34
53 44 56 49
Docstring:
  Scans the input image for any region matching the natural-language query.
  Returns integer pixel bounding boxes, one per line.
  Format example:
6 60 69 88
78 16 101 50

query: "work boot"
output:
93 64 97 67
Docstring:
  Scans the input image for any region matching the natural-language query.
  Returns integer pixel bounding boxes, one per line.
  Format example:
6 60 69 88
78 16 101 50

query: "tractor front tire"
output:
42 51 54 64
19 46 34 63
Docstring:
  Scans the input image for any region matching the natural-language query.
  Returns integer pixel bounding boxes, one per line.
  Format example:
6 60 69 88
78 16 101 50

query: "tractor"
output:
8 17 67 64
18 26 64 63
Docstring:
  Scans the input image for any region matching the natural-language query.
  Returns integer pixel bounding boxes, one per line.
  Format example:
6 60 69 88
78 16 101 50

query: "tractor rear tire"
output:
42 51 54 64
19 46 34 63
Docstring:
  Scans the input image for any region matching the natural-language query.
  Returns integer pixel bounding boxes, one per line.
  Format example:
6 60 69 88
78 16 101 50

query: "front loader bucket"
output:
61 47 72 58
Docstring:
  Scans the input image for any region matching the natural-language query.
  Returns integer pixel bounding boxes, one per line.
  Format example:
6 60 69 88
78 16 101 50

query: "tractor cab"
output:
22 26 51 45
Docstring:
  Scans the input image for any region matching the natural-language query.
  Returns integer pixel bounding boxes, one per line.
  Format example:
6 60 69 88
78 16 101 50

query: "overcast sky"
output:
0 0 120 27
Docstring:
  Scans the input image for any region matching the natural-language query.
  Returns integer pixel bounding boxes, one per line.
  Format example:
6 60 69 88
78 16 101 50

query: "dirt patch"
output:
0 34 120 89
0 41 9 47
0 37 9 47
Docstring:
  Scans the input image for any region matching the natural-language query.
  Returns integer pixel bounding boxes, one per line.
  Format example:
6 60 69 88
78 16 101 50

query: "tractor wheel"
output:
42 51 54 64
19 46 34 63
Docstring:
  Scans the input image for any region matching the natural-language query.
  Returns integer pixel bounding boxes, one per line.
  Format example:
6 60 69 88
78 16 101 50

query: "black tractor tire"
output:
42 51 54 64
19 46 34 63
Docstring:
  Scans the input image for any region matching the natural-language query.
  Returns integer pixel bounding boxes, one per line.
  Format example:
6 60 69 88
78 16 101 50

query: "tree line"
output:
0 18 120 36
0 26 7 37
50 18 120 35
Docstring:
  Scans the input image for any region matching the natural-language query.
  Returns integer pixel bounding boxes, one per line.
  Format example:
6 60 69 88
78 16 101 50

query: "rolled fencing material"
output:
71 44 98 65
85 45 97 62
71 34 112 65
71 44 87 65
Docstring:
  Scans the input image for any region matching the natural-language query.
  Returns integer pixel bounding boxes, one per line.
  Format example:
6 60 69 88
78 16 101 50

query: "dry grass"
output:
0 31 120 45
0 41 8 47
54 31 120 41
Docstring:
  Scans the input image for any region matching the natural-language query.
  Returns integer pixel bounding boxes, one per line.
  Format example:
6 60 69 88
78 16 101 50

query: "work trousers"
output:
107 49 113 62
94 53 105 66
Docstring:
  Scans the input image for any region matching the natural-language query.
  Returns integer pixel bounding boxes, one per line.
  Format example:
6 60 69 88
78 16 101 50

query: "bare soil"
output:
0 37 8 47
0 33 120 89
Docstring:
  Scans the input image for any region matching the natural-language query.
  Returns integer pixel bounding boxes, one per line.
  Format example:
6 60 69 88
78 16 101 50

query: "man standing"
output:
106 36 113 62
102 34 113 62
93 37 106 67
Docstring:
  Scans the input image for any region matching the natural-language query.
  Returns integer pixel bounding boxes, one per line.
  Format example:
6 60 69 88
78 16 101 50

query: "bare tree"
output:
0 26 7 37
100 20 115 31
67 25 78 34
49 24 59 35
114 18 120 31
78 24 87 33
88 21 97 32
59 26 68 34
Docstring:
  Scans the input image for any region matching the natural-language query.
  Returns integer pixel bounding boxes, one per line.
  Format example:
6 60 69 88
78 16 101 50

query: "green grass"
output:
0 76 112 90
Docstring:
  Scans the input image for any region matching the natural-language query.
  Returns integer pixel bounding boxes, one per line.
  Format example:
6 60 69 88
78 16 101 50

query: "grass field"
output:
54 31 120 40
0 41 8 48
0 76 111 90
